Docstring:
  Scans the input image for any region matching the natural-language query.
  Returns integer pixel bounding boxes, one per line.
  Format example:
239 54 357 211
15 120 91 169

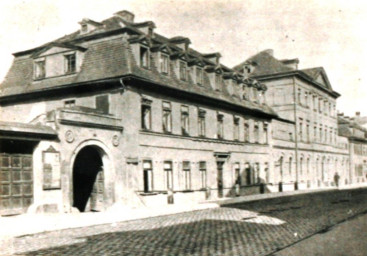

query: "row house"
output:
0 10 363 216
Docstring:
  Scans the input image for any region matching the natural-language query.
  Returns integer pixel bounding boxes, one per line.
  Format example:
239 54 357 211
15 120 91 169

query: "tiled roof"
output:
0 12 277 117
233 50 294 76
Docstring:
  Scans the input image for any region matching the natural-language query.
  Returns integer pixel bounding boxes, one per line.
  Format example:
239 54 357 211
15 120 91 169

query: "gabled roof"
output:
31 42 87 58
301 67 333 90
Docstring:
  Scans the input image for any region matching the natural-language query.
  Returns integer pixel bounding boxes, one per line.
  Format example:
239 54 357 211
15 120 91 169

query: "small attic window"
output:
179 61 187 81
34 60 46 79
196 67 203 85
159 53 169 74
215 73 221 91
81 23 88 33
140 46 149 68
64 53 76 74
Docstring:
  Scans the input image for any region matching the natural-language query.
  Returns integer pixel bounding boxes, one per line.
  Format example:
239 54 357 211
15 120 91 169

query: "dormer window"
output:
34 60 46 79
160 53 169 74
215 73 221 91
179 61 187 81
140 46 149 68
81 24 88 33
196 67 203 85
64 53 76 74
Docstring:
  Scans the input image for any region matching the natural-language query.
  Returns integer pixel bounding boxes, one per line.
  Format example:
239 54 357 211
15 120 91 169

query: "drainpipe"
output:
293 76 299 190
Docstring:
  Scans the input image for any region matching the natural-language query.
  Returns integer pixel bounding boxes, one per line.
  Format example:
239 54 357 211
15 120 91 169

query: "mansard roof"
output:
0 11 277 118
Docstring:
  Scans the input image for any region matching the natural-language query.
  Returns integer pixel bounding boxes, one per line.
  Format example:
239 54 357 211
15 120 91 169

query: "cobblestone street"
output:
6 188 367 256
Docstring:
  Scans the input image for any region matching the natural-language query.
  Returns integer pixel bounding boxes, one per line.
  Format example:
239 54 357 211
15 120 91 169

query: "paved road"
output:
274 212 367 256
6 189 367 256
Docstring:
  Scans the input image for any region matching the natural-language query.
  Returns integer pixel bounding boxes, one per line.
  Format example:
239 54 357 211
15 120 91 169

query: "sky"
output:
0 0 366 116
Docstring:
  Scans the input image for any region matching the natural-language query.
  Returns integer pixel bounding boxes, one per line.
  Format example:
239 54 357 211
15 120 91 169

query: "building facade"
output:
0 10 362 215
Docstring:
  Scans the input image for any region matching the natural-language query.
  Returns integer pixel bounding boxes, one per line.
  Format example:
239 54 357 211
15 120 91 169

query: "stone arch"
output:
69 139 115 212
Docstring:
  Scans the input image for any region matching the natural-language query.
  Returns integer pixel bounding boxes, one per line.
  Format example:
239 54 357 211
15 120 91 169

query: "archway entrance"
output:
72 146 105 212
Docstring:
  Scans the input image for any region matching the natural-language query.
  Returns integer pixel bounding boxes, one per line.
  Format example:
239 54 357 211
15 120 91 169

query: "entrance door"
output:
73 146 105 212
217 161 224 198
90 170 104 212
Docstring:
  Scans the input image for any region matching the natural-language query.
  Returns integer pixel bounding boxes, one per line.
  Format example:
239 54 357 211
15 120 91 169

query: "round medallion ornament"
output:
112 135 120 147
65 130 74 143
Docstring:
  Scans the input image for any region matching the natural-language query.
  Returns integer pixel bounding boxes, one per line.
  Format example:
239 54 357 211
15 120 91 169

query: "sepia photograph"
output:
0 0 367 255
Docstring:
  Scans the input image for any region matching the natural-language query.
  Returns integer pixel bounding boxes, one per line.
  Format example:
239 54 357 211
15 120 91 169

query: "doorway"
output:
72 146 105 212
217 161 224 198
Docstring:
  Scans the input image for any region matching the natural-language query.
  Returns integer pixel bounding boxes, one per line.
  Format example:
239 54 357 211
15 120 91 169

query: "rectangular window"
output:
162 101 172 133
217 114 224 139
313 95 317 111
141 100 152 130
215 73 221 91
319 126 323 142
254 163 260 184
299 119 303 141
199 161 207 189
96 95 109 114
143 160 153 193
196 67 203 85
314 125 317 142
319 98 322 113
233 117 240 141
179 61 187 81
65 53 76 74
198 109 206 137
35 60 46 79
164 161 173 190
263 122 268 144
306 121 310 142
140 47 149 68
234 163 241 186
304 91 308 107
254 121 259 143
181 105 189 135
244 121 250 142
183 161 191 190
298 88 302 104
64 100 75 108
245 163 252 185
160 53 169 74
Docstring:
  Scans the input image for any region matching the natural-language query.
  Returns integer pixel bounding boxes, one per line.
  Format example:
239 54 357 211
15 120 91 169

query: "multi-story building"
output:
0 10 281 215
234 49 350 189
0 10 361 216
338 114 367 184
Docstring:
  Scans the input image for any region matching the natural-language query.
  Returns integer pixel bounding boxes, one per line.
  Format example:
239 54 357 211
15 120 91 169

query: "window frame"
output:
34 60 46 79
196 66 203 85
64 52 76 74
164 161 173 190
160 53 169 74
199 161 207 189
182 161 191 191
179 61 187 81
198 109 206 137
141 99 152 130
143 160 153 193
162 101 172 133
217 114 224 139
181 105 190 136
140 46 150 69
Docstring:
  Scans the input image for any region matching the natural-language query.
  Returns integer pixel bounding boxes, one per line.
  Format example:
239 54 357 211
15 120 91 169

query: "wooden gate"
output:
90 170 104 212
0 154 33 215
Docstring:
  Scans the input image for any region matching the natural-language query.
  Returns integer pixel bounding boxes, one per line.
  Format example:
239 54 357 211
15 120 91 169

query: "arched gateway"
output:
72 145 107 212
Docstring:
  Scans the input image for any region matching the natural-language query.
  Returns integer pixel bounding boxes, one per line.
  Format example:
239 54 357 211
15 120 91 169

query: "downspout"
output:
293 76 299 190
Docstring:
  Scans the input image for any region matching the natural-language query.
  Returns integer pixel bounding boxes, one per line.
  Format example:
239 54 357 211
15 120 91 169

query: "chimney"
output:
356 111 361 117
280 58 299 70
114 10 135 23
263 49 274 56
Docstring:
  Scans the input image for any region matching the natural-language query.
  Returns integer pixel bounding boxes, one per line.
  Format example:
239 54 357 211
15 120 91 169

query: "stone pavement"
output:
2 188 367 256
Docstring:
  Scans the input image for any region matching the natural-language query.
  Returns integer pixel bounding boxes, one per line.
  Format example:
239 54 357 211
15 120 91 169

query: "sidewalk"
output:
1 184 366 242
